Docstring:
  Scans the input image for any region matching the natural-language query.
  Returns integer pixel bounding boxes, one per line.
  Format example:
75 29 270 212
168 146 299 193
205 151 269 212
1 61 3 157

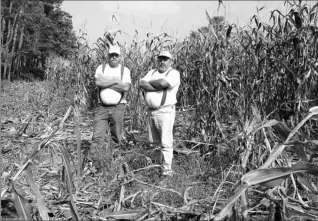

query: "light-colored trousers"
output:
147 105 175 171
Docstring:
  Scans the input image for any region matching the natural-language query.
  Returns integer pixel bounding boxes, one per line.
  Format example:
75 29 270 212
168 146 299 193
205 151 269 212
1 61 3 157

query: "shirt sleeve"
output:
165 69 180 88
141 70 155 82
122 67 131 83
94 65 103 78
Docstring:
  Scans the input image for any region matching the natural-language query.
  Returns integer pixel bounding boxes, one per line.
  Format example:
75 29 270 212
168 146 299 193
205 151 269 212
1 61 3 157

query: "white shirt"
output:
95 64 131 105
141 68 180 109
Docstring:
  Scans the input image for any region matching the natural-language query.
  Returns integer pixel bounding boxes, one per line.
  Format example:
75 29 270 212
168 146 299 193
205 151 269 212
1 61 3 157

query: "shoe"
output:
83 149 102 175
161 169 174 177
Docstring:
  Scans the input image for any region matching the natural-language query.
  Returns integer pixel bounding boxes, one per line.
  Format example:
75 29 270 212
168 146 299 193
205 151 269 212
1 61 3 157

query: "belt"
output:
99 103 124 108
148 105 175 111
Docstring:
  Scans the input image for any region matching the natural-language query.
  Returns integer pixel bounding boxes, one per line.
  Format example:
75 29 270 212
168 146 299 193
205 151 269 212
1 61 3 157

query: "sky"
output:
61 1 292 47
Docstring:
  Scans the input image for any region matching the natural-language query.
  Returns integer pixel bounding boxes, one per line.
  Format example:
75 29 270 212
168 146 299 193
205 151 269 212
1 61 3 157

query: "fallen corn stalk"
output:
1 105 73 198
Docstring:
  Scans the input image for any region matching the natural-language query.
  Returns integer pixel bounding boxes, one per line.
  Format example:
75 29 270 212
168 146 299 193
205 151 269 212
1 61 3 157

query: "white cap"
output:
158 51 172 59
109 45 121 55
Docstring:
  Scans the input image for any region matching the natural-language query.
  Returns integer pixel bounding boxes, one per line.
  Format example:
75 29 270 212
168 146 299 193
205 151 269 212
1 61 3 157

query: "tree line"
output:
1 0 76 81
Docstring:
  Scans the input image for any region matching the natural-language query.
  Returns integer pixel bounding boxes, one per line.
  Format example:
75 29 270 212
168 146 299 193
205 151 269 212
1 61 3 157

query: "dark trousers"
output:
91 103 126 149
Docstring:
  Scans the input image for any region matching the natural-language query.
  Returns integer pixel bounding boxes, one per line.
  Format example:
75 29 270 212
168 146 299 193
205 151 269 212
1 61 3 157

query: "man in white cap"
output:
139 50 180 181
89 44 131 165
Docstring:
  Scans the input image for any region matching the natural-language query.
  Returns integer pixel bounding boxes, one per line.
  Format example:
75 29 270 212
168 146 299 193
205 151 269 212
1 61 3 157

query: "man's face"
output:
157 56 172 73
108 53 120 67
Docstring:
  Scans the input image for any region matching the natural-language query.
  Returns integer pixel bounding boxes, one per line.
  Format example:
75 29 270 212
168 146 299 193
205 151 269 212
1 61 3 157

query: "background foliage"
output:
1 0 76 81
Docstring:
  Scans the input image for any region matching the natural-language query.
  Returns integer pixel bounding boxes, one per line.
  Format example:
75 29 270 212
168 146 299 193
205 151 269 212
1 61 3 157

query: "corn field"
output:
1 0 318 220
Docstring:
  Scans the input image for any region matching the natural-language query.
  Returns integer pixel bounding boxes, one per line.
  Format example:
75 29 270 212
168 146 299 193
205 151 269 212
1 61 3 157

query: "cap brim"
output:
157 55 171 59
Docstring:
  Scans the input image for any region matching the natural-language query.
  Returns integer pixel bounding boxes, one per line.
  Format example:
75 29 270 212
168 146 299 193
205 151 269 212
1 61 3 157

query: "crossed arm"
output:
95 74 130 92
139 79 170 92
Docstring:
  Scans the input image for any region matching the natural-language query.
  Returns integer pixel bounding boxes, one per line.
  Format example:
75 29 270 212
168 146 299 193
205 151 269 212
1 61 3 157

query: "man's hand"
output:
139 80 161 92
109 82 131 92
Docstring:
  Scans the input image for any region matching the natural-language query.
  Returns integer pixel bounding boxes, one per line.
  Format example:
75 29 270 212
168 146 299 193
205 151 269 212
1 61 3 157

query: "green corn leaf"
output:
273 121 307 161
309 106 318 114
250 119 278 136
242 161 318 187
